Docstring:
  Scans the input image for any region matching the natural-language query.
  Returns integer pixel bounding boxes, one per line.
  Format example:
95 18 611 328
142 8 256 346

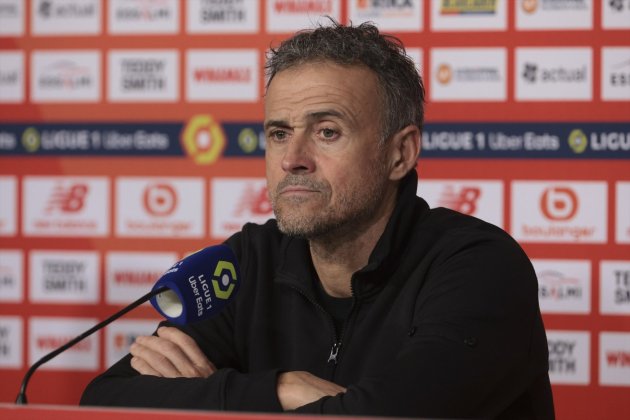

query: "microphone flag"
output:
151 245 240 325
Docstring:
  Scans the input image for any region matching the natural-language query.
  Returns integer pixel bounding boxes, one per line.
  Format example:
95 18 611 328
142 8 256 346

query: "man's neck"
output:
308 190 398 298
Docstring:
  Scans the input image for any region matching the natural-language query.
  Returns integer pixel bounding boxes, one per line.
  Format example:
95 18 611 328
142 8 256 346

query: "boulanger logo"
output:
181 115 226 165
212 260 237 299
143 183 177 216
568 129 588 153
541 187 578 221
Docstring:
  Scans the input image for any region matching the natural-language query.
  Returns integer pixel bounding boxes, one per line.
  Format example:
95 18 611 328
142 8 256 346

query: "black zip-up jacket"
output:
81 171 555 419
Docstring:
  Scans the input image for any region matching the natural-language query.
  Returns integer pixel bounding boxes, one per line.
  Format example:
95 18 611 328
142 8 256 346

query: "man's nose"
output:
281 134 315 174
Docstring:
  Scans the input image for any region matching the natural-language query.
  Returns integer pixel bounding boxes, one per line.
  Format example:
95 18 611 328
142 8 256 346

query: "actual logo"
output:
211 178 274 238
515 48 592 101
547 330 590 385
116 177 205 238
32 0 101 35
181 115 227 165
511 181 607 243
599 332 630 386
22 176 109 237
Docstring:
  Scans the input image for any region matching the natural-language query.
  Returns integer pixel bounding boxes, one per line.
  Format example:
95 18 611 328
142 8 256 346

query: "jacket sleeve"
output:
80 233 283 412
295 232 551 418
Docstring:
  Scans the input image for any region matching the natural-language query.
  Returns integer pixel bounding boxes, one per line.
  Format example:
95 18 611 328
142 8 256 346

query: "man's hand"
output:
277 371 347 410
129 326 216 378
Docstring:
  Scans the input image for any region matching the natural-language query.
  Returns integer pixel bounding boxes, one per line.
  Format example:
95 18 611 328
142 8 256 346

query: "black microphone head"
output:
150 245 240 325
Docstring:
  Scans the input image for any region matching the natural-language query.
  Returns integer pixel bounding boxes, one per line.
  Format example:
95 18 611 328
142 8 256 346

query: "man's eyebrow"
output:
263 119 288 130
307 110 345 121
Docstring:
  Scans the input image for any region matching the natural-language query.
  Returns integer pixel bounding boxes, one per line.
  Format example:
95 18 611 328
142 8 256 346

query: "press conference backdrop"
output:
0 0 628 418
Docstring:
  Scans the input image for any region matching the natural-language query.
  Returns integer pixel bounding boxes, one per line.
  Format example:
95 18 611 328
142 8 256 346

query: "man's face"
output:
264 62 393 239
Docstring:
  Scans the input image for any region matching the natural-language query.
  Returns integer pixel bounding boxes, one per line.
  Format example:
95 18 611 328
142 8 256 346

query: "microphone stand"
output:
15 286 169 404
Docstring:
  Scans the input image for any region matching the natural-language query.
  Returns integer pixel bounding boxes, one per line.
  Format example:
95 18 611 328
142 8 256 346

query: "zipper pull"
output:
328 342 342 364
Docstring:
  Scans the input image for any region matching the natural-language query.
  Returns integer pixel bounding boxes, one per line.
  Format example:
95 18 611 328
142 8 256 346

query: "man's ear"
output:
388 125 420 181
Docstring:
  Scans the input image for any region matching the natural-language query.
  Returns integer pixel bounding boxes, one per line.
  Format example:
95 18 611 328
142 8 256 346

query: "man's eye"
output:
319 128 339 140
270 130 288 141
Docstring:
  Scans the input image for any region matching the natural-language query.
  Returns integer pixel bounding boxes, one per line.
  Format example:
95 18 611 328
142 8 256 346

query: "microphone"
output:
15 244 240 404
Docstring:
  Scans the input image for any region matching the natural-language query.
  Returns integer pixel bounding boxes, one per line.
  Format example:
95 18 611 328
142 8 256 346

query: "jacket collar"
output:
275 169 429 299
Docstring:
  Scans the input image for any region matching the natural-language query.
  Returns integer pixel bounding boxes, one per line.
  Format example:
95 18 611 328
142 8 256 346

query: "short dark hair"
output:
265 19 425 142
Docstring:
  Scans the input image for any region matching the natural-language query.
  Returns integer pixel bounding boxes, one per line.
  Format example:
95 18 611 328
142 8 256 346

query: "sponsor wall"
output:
0 1 628 419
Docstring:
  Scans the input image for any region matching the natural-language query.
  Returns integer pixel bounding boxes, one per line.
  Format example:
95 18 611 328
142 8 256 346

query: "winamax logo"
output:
511 181 607 243
108 50 179 102
109 0 179 34
0 176 17 236
29 317 99 370
31 50 101 103
22 176 109 237
547 330 590 385
599 332 630 386
0 250 23 303
211 178 273 238
533 259 590 314
516 0 592 30
515 48 592 101
32 0 101 35
416 179 504 228
0 0 24 36
431 0 506 31
116 177 205 238
0 316 22 368
106 251 178 304
266 0 340 32
348 0 421 32
29 250 100 304
600 261 630 315
186 49 259 102
187 0 259 33
0 51 24 103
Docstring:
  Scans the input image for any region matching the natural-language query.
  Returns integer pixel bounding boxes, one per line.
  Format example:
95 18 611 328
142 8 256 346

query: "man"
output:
81 21 554 418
